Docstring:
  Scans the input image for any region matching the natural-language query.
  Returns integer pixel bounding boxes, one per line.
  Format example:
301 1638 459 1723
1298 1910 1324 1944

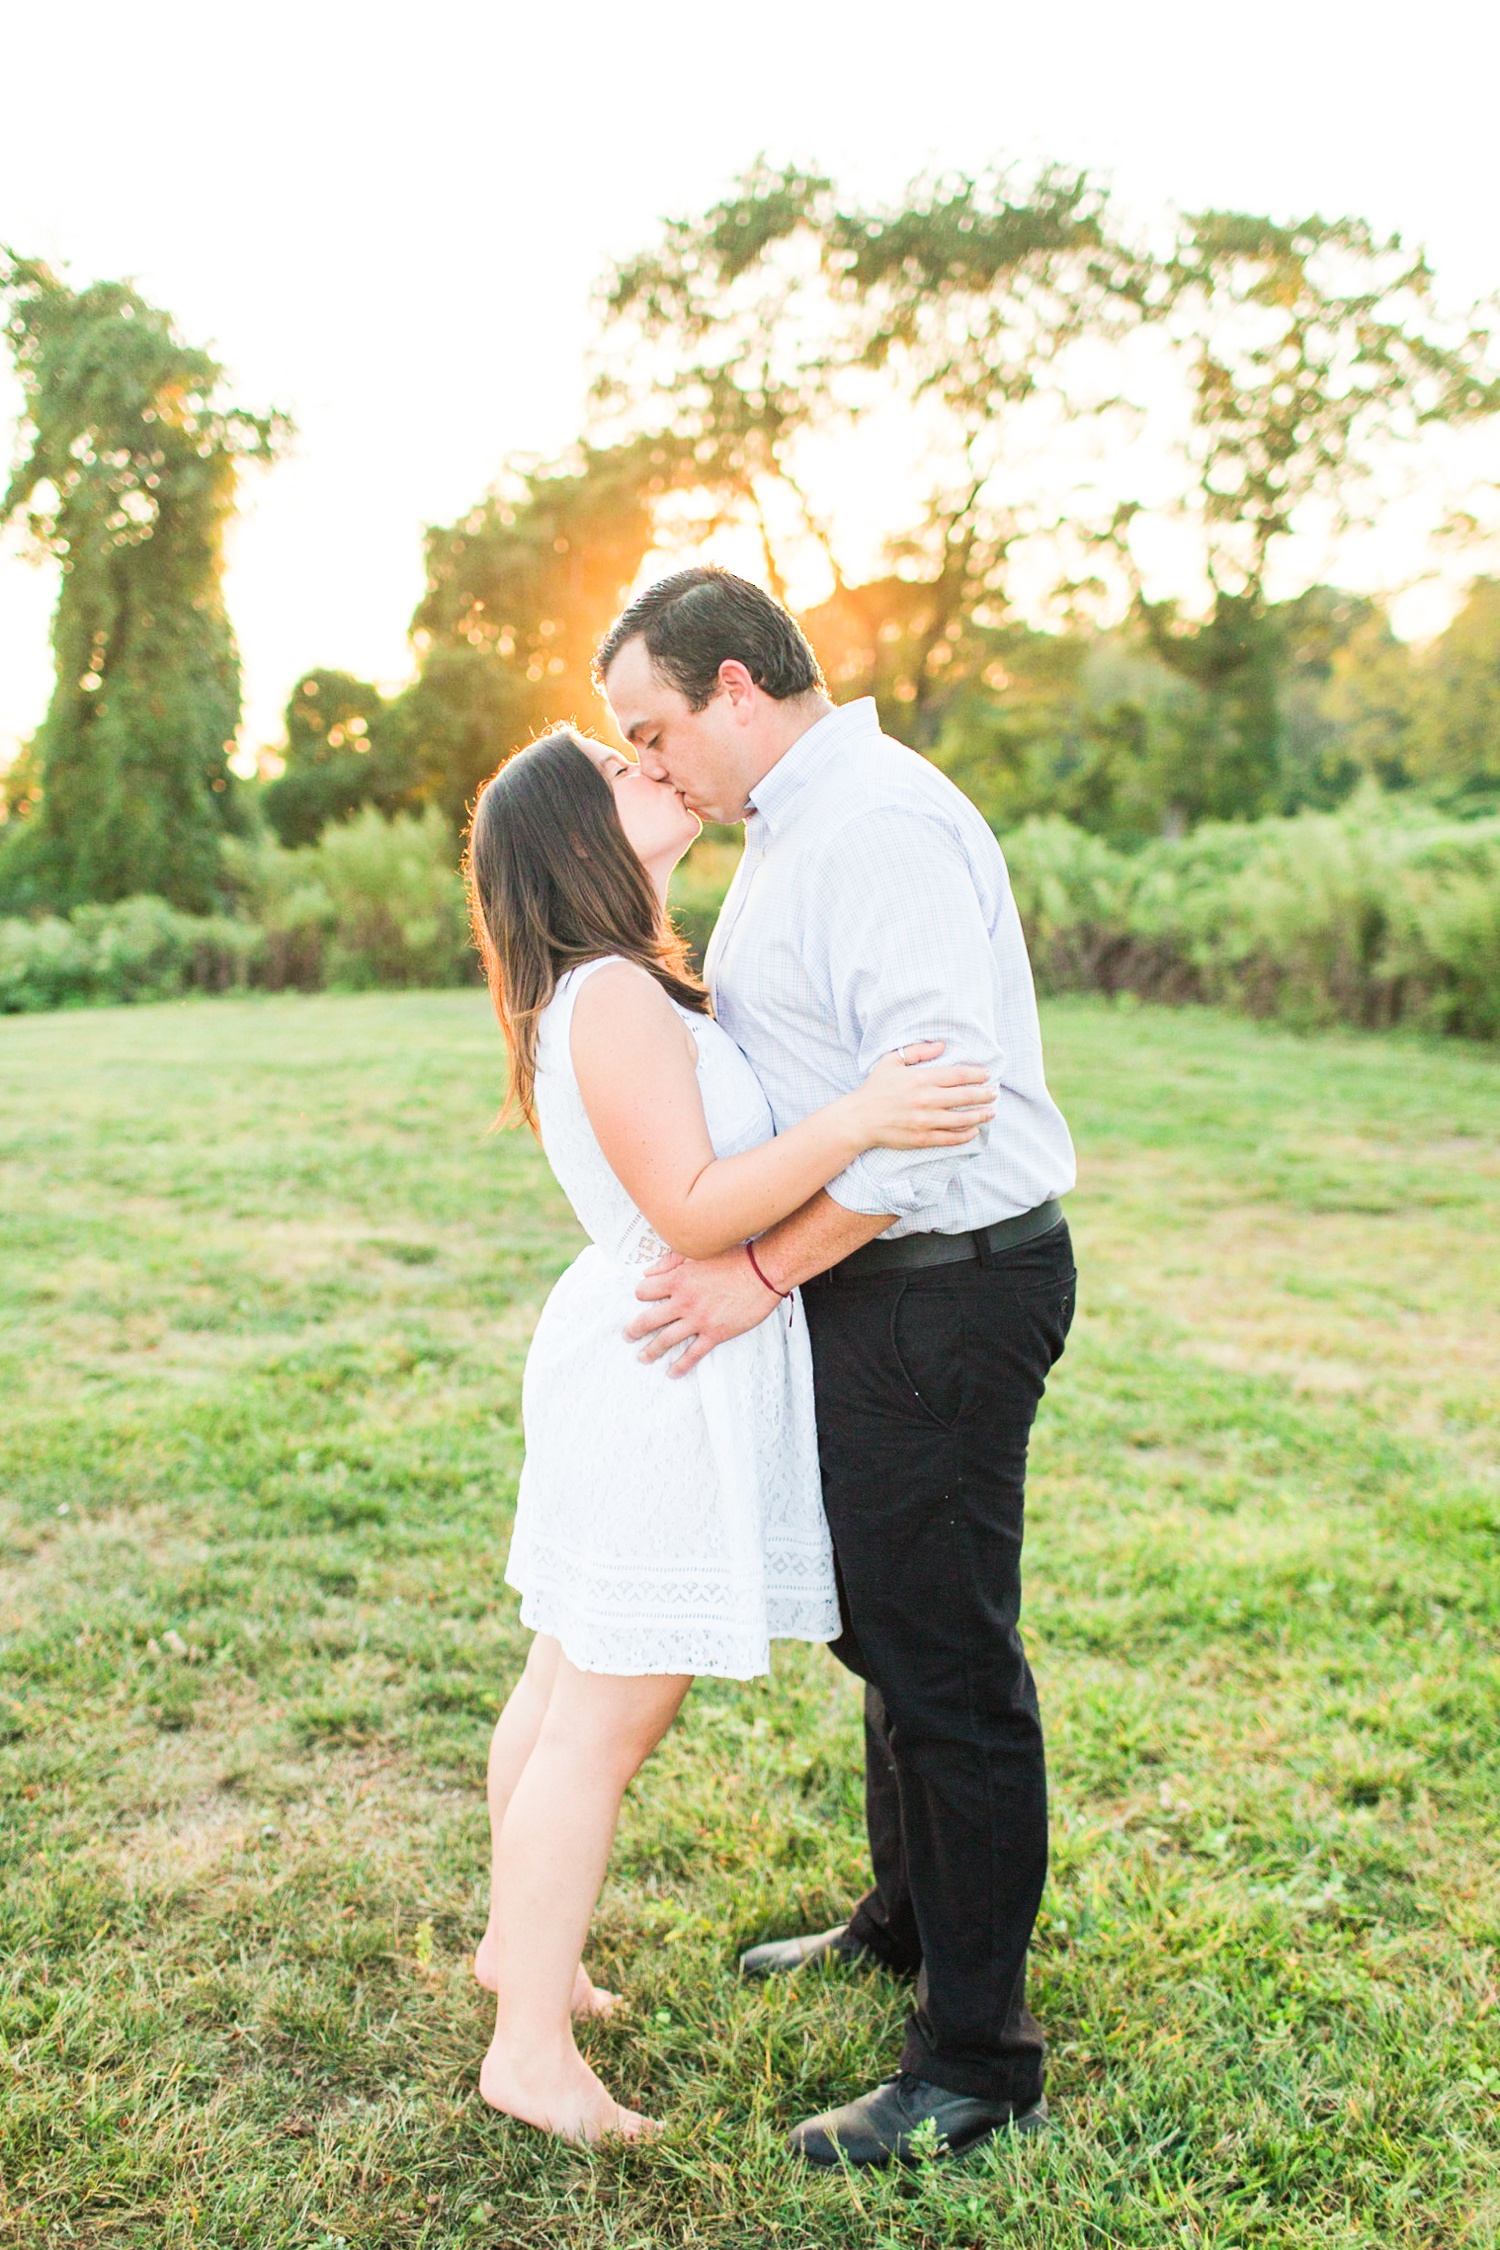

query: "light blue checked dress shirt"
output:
704 697 1076 1240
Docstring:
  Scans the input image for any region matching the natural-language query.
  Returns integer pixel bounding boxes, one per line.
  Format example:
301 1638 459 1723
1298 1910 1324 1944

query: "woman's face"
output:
579 738 701 872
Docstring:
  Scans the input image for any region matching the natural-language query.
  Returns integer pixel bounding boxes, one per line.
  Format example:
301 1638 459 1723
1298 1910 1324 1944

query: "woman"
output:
463 725 994 2144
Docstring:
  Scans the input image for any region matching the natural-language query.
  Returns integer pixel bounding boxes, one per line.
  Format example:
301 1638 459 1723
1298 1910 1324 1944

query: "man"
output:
595 567 1077 2168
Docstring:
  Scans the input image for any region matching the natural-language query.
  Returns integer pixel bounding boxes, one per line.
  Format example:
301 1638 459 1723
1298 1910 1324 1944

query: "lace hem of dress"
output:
515 1587 840 1680
507 1537 837 1602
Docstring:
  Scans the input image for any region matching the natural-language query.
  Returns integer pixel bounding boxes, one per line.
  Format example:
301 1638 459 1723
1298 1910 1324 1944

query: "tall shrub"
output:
315 807 472 988
226 808 472 991
1001 796 1500 1037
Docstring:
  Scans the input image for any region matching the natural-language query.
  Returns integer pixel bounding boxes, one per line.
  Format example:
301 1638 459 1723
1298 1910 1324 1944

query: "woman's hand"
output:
844 1042 997 1151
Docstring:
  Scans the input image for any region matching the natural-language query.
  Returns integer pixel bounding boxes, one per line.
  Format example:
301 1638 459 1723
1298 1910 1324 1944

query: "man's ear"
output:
718 659 757 718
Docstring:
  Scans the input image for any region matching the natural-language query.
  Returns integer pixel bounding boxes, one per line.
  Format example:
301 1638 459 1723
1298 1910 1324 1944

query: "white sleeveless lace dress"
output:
505 956 840 1678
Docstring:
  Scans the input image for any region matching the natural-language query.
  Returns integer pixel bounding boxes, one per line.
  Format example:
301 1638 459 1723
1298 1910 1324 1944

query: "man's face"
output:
601 638 758 826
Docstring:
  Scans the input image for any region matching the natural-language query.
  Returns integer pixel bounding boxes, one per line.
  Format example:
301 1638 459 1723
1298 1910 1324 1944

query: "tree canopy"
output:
587 165 1500 832
1118 212 1500 818
598 162 1146 738
16 164 1494 887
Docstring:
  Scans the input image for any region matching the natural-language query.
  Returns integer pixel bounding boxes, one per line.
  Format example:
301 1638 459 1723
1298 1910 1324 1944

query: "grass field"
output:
2 989 1498 2249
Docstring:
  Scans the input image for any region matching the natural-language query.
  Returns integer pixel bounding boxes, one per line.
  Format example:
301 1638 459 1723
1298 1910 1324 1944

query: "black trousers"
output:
801 1220 1076 2107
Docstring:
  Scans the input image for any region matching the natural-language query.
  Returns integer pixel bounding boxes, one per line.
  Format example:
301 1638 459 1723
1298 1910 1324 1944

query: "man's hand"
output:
627 1245 780 1378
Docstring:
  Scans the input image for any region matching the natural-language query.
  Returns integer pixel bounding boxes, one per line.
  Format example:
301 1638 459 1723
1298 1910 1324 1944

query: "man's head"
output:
594 566 830 824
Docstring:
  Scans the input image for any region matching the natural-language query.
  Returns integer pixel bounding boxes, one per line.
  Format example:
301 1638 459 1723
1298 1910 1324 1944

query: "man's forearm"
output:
754 1191 894 1293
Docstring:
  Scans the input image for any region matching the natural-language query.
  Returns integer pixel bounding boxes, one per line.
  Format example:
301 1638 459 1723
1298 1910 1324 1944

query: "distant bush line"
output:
1004 792 1500 1040
0 808 478 1014
673 795 1500 1044
3 792 1498 1044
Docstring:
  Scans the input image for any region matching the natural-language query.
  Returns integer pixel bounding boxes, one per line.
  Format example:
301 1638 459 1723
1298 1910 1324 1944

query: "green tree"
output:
600 161 1145 746
261 670 405 847
1283 590 1411 797
602 174 1500 824
1406 578 1500 802
0 256 285 911
1120 213 1499 819
381 440 672 828
918 622 1215 842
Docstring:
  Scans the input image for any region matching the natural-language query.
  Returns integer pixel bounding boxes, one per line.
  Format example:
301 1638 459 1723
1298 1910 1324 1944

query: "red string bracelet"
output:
745 1241 794 1325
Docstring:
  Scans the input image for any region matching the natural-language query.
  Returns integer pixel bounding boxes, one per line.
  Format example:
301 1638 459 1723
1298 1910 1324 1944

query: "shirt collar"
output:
747 698 879 836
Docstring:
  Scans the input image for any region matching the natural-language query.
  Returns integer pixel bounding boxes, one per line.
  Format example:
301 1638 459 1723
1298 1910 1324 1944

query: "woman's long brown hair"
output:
464 726 709 1130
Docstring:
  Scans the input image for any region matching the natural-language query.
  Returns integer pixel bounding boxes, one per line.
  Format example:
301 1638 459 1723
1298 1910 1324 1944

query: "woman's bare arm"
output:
569 963 991 1262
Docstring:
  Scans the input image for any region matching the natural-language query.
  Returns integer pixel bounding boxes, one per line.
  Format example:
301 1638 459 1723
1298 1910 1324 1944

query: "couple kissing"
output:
463 566 1077 2167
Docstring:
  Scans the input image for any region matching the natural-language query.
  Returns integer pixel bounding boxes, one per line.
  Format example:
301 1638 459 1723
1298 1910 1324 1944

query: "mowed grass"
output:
2 990 1498 2250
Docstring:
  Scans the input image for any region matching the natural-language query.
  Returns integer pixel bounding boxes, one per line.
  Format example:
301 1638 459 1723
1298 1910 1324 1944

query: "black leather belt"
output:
813 1198 1065 1285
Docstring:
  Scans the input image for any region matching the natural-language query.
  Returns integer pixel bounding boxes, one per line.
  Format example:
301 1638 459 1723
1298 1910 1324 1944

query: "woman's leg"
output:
480 1654 691 2142
475 1636 616 2014
476 1637 555 1984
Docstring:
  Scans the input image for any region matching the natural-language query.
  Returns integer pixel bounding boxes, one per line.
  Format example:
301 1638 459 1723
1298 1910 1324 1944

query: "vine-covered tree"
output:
0 255 284 911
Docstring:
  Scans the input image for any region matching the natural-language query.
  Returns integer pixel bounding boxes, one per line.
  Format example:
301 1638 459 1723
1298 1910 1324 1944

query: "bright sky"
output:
3 0 1498 766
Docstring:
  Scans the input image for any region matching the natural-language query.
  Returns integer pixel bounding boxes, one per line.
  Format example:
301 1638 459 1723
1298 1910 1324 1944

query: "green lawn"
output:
2 990 1498 2249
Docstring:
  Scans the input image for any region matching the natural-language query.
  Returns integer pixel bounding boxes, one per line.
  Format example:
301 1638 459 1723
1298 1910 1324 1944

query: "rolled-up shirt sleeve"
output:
817 808 1004 1221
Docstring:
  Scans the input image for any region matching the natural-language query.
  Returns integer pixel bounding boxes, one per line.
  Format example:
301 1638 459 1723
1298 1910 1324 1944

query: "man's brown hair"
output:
594 565 825 710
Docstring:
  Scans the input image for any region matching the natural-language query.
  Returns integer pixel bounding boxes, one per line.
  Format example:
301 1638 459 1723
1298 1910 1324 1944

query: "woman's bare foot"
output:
479 2037 659 2145
570 1970 622 2019
474 1934 619 2018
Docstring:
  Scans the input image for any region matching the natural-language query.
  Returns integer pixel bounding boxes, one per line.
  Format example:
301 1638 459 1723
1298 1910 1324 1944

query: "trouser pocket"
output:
887 1279 968 1429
